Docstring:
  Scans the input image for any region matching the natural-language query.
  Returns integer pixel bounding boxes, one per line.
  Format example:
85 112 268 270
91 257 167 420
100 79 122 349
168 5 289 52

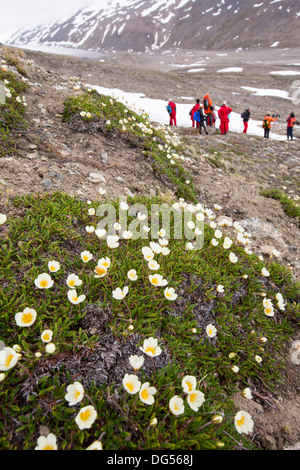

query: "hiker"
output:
166 100 177 126
190 99 200 128
286 112 297 141
193 104 208 135
218 101 233 135
241 107 251 134
203 93 214 126
262 113 277 138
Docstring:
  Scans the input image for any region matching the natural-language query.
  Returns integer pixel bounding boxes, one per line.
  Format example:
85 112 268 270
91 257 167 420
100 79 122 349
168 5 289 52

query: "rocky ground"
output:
0 45 299 450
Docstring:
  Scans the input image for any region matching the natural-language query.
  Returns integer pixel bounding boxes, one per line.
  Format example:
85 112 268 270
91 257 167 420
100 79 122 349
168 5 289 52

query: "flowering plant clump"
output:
0 183 299 451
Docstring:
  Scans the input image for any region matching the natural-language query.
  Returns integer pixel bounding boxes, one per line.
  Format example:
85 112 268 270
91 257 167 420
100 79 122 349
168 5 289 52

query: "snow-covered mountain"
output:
7 0 300 52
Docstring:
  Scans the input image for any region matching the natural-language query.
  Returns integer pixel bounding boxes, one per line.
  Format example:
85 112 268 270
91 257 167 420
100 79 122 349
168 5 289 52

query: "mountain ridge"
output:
6 0 300 53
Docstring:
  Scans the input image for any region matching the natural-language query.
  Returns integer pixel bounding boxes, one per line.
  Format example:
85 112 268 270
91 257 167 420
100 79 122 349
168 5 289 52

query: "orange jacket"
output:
263 115 277 129
287 116 296 127
203 94 213 114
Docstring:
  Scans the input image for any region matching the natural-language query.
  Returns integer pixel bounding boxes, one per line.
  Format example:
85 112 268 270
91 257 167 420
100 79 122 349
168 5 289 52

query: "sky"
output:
0 0 99 42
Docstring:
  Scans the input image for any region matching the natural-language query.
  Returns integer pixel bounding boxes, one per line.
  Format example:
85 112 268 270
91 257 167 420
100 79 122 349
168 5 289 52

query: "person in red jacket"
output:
218 101 233 135
167 100 177 126
190 99 200 127
287 112 297 140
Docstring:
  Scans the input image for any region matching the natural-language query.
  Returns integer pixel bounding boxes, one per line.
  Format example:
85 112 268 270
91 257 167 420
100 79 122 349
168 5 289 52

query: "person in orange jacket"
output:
286 112 297 140
262 113 277 138
167 100 177 126
218 101 233 135
190 99 200 127
203 93 214 126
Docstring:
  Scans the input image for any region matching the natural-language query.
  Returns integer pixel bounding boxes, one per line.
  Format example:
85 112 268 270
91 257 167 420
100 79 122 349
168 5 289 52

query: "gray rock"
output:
89 172 107 184
42 179 52 188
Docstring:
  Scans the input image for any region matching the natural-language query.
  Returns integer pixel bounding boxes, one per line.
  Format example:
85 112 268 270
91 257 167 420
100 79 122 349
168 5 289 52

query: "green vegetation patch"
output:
0 66 28 158
0 192 299 450
63 88 197 203
261 188 300 222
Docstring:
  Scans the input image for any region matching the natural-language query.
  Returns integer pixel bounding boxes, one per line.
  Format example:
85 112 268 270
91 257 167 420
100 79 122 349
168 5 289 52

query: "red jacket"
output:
168 101 176 116
191 103 200 119
218 105 232 120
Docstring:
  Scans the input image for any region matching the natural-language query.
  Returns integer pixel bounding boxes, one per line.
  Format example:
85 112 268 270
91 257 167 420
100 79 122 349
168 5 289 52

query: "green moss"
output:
261 188 300 222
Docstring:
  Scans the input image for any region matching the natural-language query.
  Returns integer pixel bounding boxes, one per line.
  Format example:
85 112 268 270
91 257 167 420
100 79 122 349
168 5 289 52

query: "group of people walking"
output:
166 95 298 141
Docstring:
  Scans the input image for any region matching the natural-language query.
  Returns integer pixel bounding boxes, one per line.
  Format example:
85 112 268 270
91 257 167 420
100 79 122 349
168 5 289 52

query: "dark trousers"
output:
287 127 293 140
264 128 270 138
199 122 208 135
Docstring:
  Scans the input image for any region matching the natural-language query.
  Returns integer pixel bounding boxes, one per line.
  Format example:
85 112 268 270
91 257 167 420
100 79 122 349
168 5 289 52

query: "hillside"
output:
7 0 300 53
0 44 299 452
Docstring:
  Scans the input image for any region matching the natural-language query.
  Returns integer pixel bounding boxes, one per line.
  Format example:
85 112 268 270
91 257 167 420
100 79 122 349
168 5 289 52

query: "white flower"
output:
129 355 144 372
139 382 157 405
122 230 133 240
95 228 106 238
161 246 170 256
35 433 58 450
81 251 93 263
75 405 97 430
214 229 223 239
169 396 185 416
216 284 224 293
231 365 239 373
241 387 253 399
164 287 177 301
127 269 138 281
255 355 262 363
229 252 238 263
80 111 86 117
185 242 194 250
148 259 160 271
234 411 254 435
48 260 60 273
34 273 54 289
223 237 233 249
107 235 119 249
94 265 107 278
187 390 205 412
140 337 162 357
149 241 162 254
66 273 82 289
120 201 129 211
112 286 129 300
65 382 85 406
114 222 122 231
187 220 195 230
97 257 111 269
85 226 95 233
88 208 95 216
158 228 167 237
15 307 37 327
159 238 169 247
182 375 197 393
0 214 7 224
45 343 56 354
41 330 53 343
211 238 219 246
122 374 141 394
206 324 217 338
0 347 19 371
67 289 86 305
86 441 103 450
261 267 270 277
149 274 168 287
137 212 147 221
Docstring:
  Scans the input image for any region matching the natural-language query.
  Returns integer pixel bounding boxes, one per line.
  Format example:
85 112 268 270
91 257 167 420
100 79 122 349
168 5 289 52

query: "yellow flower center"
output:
43 334 50 341
83 256 89 262
74 390 81 399
72 296 78 302
43 445 55 450
151 278 158 285
189 393 197 403
126 381 134 392
22 313 33 324
40 280 48 288
94 267 106 276
5 354 14 367
80 409 91 421
69 279 76 287
146 346 156 355
50 266 55 272
174 404 179 410
186 381 193 391
237 416 245 427
141 388 149 400
208 328 213 335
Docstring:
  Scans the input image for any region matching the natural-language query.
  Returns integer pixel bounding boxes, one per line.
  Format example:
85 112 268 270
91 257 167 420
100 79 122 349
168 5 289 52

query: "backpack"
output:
263 118 270 129
203 98 209 110
166 105 172 114
241 111 246 119
193 110 201 123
